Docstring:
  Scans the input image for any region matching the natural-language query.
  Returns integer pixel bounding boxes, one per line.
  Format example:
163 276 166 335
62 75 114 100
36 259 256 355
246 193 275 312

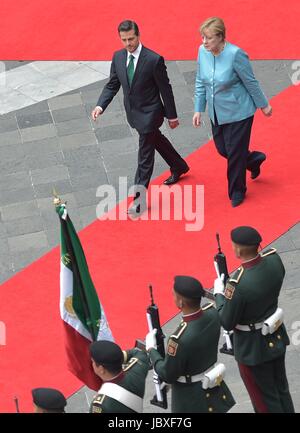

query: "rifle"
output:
214 233 234 356
146 285 168 409
214 233 230 281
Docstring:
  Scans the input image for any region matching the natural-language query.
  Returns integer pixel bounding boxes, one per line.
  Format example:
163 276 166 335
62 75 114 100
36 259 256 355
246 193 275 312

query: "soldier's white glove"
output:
146 329 157 351
213 273 225 295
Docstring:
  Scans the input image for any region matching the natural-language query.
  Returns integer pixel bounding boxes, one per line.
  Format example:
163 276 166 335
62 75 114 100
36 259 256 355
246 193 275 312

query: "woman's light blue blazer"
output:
194 42 268 125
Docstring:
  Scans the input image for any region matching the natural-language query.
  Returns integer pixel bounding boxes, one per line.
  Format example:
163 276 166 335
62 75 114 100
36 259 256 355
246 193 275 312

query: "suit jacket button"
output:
208 407 213 412
277 335 281 340
269 342 274 348
206 393 210 398
222 395 226 400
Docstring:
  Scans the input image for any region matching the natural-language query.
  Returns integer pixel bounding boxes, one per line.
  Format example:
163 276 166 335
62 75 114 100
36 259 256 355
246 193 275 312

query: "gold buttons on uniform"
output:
222 395 226 400
208 407 213 412
269 342 274 348
277 335 281 340
206 393 210 398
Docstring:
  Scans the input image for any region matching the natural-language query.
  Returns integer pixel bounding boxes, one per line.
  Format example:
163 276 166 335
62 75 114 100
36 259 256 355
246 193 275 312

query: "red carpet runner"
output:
0 85 300 412
1 0 299 60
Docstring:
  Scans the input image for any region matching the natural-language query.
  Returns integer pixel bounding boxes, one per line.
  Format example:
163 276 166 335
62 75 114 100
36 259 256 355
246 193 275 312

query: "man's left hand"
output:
168 119 179 129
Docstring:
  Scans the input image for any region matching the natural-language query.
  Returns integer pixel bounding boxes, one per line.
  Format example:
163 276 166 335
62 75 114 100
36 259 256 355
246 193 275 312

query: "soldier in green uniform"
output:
213 226 295 413
89 340 150 413
31 388 67 413
145 275 236 413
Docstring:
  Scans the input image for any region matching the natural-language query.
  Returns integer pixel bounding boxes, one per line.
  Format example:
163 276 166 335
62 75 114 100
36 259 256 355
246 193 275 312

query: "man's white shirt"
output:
126 43 142 70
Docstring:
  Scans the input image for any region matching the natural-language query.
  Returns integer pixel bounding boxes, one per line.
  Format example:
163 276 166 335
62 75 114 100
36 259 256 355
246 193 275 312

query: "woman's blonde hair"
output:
200 17 226 40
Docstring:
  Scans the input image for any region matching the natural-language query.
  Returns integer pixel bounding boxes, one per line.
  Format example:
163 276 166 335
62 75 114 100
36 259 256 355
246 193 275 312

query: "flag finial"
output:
52 188 66 206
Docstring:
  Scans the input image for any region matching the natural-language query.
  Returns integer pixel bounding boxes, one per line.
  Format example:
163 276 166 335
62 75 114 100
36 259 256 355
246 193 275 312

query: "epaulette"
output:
122 350 128 364
170 321 187 340
91 394 105 413
123 357 138 372
202 302 214 311
261 247 277 257
229 266 244 284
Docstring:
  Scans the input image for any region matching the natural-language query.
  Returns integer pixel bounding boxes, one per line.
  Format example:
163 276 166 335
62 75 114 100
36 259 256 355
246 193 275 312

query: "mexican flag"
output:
55 201 114 391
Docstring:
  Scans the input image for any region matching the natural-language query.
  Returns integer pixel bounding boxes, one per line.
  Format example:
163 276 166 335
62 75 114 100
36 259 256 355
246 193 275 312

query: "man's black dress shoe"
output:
163 166 190 185
251 153 266 179
231 193 245 208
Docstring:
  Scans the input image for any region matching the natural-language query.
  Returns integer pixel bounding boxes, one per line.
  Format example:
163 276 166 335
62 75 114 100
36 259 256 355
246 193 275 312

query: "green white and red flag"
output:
55 202 114 390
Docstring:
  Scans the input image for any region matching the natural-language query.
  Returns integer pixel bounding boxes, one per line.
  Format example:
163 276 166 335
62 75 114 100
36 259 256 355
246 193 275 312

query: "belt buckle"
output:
248 323 256 331
185 375 192 384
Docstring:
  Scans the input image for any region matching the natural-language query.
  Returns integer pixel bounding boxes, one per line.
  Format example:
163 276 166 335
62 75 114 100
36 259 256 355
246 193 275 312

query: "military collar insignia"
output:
182 309 203 322
242 254 262 269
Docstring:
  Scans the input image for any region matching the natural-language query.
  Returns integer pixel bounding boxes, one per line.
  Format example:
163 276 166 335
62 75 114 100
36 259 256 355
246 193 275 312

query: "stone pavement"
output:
0 61 110 114
0 58 299 413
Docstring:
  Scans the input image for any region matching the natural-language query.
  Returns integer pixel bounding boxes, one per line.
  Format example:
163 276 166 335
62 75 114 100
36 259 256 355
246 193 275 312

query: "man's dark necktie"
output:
127 54 135 86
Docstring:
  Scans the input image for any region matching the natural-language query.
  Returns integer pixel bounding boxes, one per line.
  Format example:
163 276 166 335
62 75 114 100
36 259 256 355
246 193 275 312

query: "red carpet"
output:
1 0 299 60
0 84 299 412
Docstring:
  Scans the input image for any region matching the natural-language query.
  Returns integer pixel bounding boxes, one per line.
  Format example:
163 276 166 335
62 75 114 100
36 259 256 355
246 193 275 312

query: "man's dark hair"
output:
118 20 140 36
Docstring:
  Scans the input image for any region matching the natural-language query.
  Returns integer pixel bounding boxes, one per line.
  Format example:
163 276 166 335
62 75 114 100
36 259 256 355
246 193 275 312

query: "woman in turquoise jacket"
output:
193 17 272 207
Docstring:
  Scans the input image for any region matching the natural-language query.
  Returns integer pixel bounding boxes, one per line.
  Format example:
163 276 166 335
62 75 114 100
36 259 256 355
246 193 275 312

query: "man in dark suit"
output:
92 20 189 215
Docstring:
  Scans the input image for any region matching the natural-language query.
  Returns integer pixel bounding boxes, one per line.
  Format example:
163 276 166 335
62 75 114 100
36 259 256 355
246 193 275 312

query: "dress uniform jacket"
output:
215 248 290 365
215 248 294 413
90 348 150 413
149 304 235 413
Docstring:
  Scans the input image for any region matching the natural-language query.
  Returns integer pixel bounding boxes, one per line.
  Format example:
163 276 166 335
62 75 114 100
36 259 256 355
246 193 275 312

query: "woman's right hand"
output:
261 104 273 117
193 112 201 128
